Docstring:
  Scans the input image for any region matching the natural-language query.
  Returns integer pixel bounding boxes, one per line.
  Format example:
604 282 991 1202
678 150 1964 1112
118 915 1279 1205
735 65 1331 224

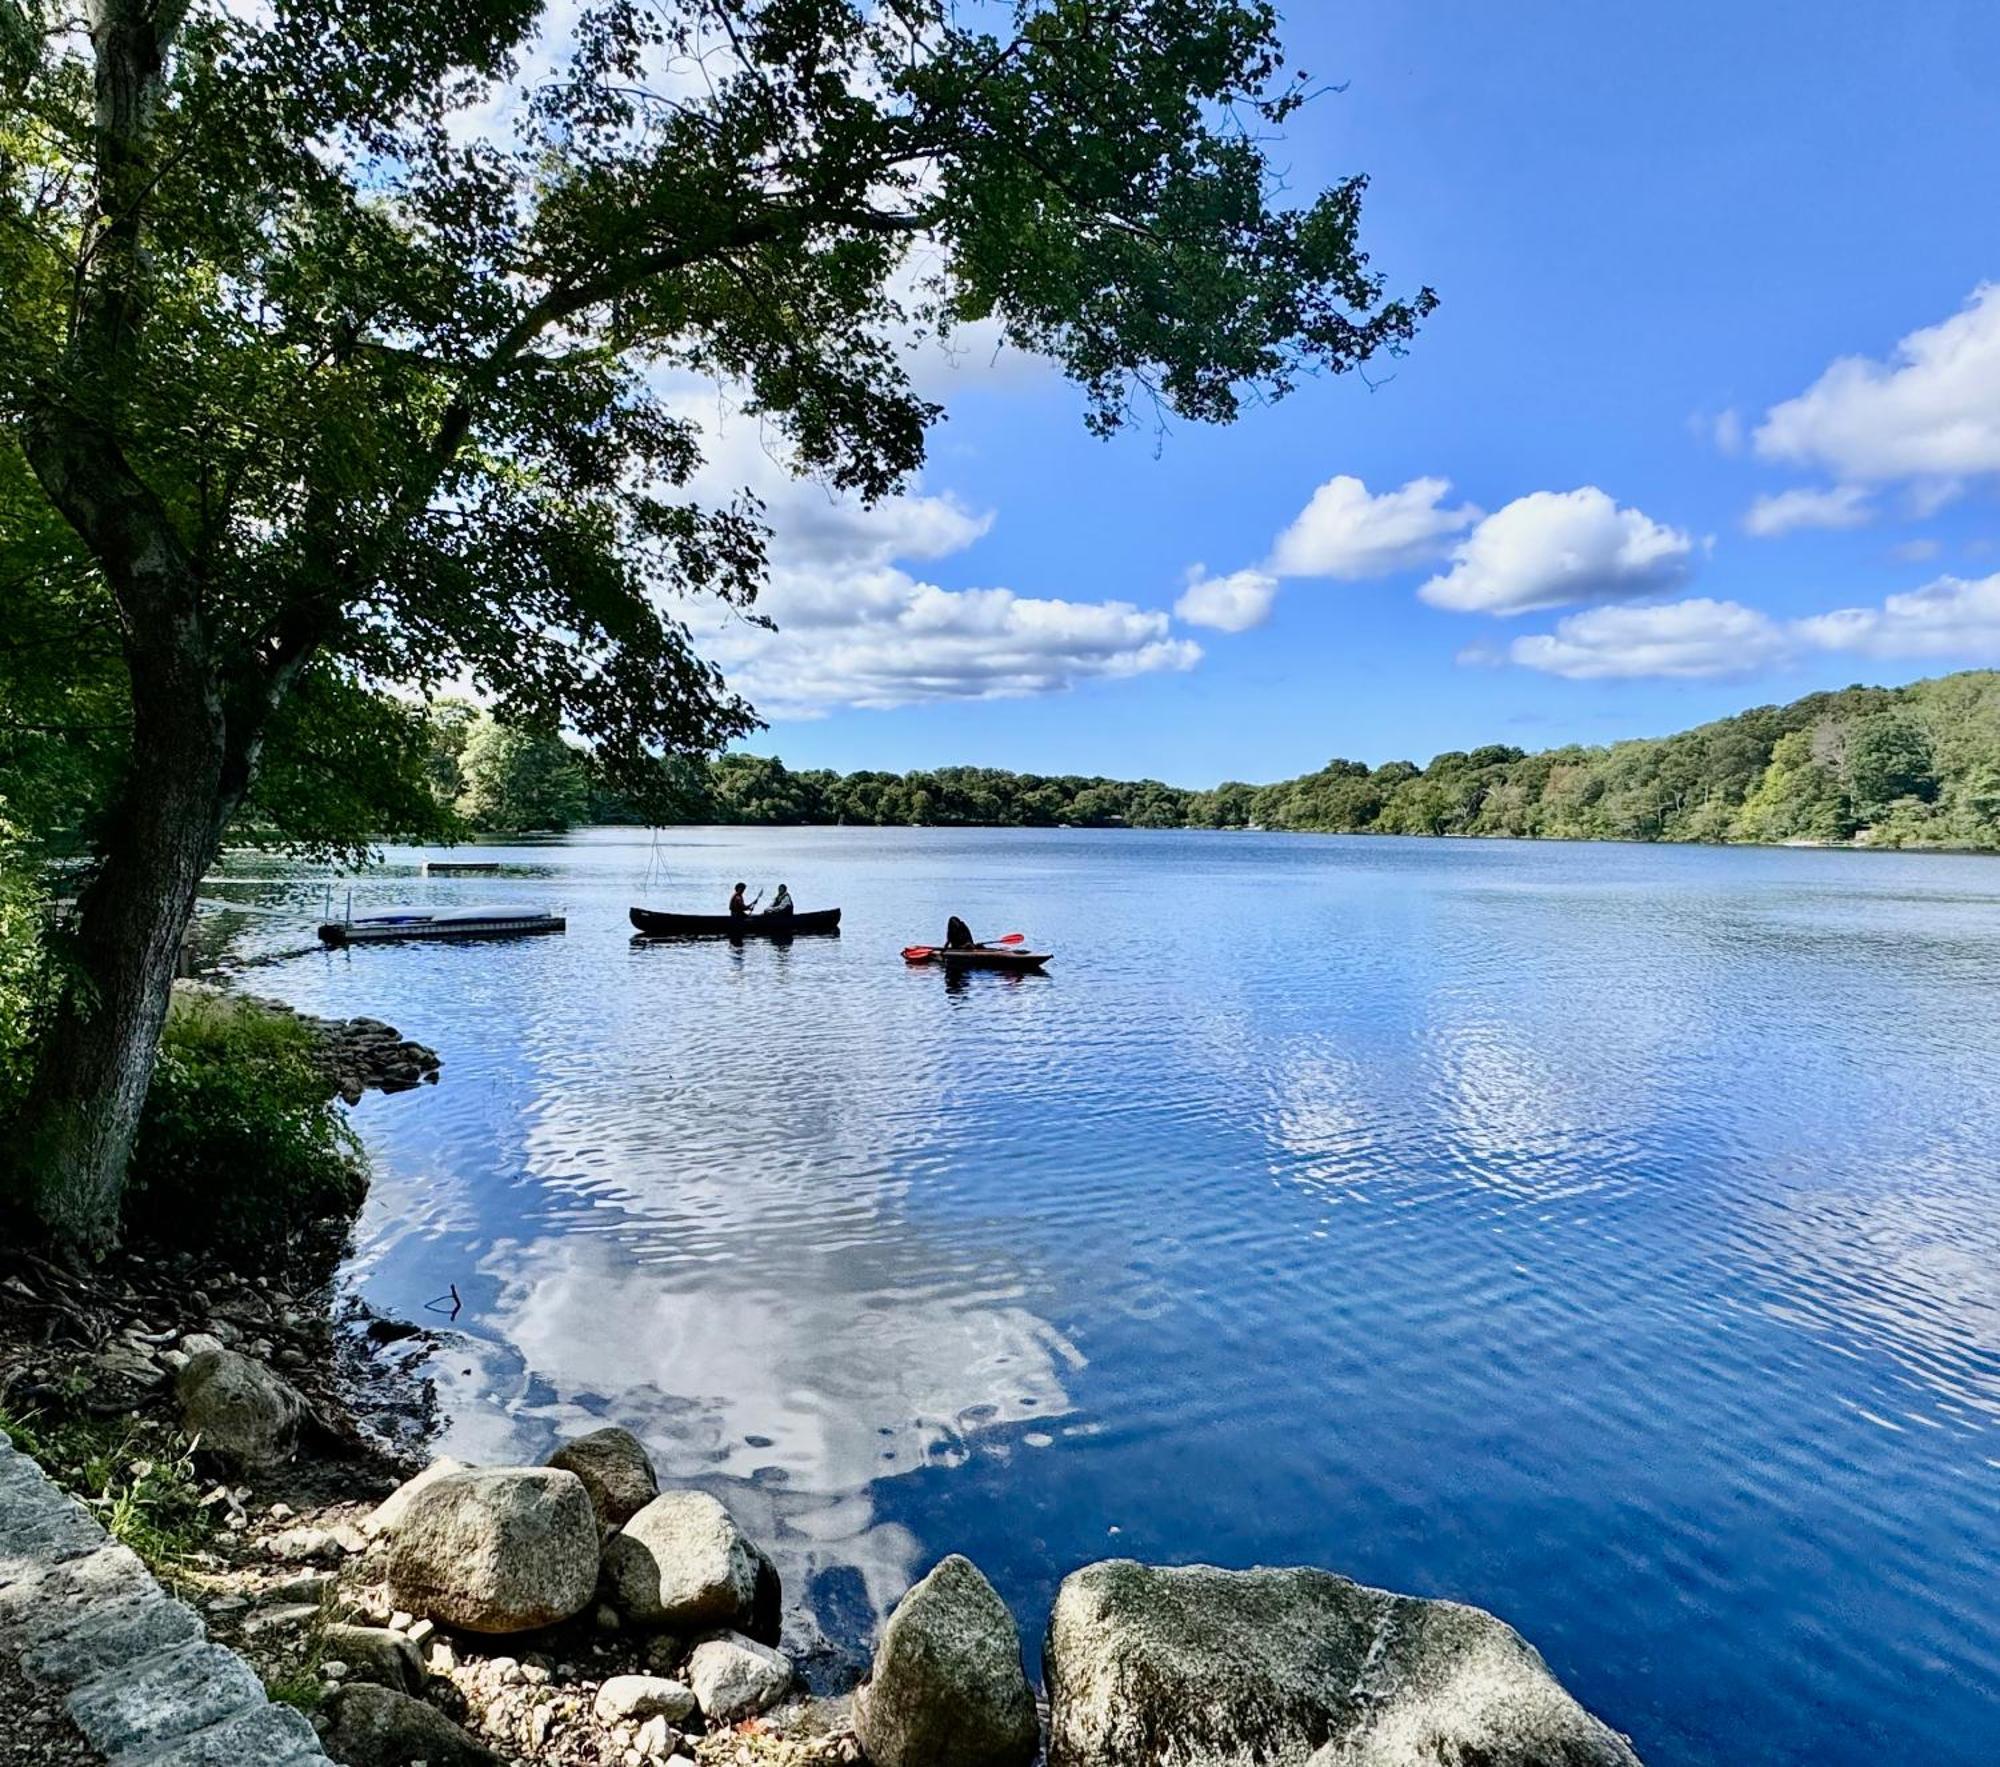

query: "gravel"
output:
0 1648 105 1767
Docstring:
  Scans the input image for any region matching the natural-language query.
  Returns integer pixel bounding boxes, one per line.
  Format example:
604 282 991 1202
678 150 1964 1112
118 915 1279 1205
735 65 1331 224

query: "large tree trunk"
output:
16 645 231 1251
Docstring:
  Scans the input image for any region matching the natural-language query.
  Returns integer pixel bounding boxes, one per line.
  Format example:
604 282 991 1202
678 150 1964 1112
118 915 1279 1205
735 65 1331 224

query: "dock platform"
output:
318 911 566 947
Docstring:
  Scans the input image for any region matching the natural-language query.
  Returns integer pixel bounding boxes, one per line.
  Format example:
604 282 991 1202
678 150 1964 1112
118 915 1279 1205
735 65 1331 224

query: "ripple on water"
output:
229 829 2000 1764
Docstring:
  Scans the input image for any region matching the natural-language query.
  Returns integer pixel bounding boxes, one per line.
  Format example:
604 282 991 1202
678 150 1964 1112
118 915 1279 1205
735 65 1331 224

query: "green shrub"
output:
0 814 45 1114
124 999 368 1265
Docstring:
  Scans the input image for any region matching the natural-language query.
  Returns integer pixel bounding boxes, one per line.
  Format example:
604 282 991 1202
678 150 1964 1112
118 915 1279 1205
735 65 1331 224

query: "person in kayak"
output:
729 882 759 917
945 914 975 948
765 883 795 918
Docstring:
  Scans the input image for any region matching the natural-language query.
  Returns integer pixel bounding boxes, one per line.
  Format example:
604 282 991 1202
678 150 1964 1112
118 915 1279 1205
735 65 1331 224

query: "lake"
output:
214 827 2000 1765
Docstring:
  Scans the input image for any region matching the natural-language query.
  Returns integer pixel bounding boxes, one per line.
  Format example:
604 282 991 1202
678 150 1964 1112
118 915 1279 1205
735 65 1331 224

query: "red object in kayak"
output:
901 943 1052 971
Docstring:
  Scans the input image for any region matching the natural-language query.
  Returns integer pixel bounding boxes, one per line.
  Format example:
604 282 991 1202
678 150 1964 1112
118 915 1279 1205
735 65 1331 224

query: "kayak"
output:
629 906 841 938
902 944 1052 972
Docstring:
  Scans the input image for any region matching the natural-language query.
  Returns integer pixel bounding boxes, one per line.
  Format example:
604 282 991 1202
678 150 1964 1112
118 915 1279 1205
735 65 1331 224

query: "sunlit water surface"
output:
213 828 2000 1764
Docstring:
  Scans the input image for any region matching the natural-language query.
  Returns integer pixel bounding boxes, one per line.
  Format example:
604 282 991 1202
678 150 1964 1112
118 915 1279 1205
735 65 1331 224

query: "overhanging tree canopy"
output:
0 0 1433 1246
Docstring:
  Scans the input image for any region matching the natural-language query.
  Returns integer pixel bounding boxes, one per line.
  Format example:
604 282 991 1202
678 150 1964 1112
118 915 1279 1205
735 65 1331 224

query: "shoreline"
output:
360 819 2000 857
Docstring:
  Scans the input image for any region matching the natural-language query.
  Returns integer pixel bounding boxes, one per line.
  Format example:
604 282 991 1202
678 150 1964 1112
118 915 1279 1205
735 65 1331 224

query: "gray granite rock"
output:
0 1543 152 1636
686 1631 792 1721
320 1624 425 1695
593 1672 698 1724
384 1466 600 1634
135 1701 327 1766
67 1639 266 1758
602 1491 760 1630
320 1683 505 1767
20 1590 203 1687
0 1478 105 1584
360 1456 468 1539
547 1426 658 1532
855 1555 1039 1767
174 1347 305 1468
1043 1561 1642 1767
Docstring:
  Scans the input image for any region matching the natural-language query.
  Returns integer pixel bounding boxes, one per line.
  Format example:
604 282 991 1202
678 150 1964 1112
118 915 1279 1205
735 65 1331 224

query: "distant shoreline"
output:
442 820 2000 858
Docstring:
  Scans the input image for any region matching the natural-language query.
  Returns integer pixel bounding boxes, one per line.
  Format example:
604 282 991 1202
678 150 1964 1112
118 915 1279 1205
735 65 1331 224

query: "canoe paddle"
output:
901 932 1026 960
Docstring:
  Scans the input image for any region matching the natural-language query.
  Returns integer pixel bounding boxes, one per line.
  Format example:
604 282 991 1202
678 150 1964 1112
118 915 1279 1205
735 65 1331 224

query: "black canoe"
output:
630 906 841 938
904 944 1051 972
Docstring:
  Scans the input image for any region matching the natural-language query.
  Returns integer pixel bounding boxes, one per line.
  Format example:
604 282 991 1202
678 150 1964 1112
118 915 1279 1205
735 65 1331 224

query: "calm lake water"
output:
216 828 2000 1764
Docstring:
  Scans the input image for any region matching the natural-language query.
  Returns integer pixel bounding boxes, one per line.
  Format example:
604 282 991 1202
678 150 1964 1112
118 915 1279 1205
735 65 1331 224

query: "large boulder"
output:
174 1349 305 1469
686 1631 793 1721
384 1468 600 1635
601 1490 760 1629
362 1457 468 1539
855 1555 1039 1767
321 1684 504 1767
1043 1561 1642 1767
547 1427 658 1532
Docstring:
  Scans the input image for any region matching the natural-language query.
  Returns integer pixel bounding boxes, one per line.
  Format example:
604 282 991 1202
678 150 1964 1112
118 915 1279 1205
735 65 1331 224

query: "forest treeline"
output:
438 670 2000 850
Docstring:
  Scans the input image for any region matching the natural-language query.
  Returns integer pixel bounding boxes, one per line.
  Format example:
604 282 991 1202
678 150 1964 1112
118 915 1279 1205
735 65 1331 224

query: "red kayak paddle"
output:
901 932 1026 961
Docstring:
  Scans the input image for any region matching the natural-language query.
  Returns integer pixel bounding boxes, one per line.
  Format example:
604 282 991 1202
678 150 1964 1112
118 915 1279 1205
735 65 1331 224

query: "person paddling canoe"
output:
945 914 975 948
729 881 760 918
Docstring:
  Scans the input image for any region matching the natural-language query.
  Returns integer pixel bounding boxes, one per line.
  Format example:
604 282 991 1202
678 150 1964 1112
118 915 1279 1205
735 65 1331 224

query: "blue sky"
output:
704 1 2000 786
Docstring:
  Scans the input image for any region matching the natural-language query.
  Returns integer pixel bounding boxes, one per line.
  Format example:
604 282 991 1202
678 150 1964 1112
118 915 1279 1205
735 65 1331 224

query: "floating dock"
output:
317 909 566 947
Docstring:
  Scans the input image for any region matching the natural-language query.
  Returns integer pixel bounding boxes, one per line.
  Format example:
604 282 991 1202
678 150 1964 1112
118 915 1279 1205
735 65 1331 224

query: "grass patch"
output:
263 1665 328 1715
0 1403 212 1573
255 1582 342 1714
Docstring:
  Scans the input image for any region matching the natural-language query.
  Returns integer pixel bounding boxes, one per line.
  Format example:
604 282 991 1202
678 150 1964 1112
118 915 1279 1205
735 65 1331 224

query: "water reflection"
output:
422 1219 1078 1635
225 830 2000 1766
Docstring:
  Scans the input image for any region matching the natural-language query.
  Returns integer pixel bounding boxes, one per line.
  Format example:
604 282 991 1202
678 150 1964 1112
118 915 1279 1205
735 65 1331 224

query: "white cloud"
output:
1174 566 1278 633
1755 284 2000 484
1743 484 1873 538
1500 599 1790 679
662 393 1192 714
711 572 1200 715
1419 487 1696 615
1713 408 1746 456
1905 478 1964 519
1795 571 2000 659
1892 538 1943 564
670 393 992 572
1267 474 1480 580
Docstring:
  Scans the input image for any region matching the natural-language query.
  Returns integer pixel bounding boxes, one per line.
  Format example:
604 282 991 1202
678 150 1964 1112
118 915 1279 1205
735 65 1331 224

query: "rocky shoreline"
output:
170 980 443 1103
0 989 1646 1766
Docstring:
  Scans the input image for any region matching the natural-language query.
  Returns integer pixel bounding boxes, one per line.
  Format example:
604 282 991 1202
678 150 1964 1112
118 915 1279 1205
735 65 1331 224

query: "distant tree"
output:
1733 727 1854 844
1843 712 1937 821
422 702 481 807
456 718 592 833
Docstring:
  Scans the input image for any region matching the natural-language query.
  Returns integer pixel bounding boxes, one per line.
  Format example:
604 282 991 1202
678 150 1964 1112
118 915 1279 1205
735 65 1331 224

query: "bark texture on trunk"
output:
17 649 232 1248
